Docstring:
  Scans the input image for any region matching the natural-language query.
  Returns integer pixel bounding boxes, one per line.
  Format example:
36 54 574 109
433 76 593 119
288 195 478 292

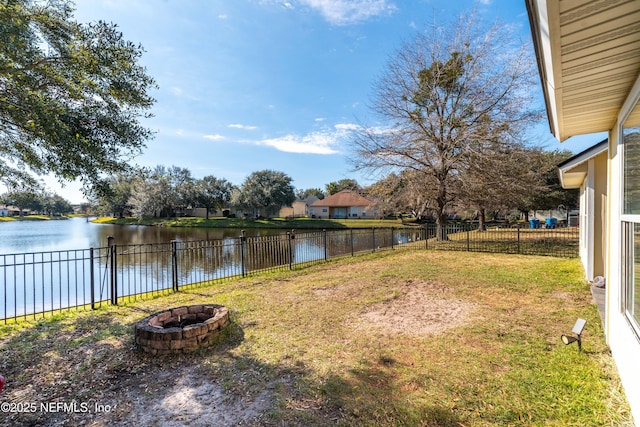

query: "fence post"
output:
425 225 429 249
288 230 294 270
517 224 521 254
323 229 328 261
240 230 247 277
467 225 470 251
108 237 117 306
171 240 178 292
372 227 376 252
90 248 95 310
391 227 395 249
350 229 354 257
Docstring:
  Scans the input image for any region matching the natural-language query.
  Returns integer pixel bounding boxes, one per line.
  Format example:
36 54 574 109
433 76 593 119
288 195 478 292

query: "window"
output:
624 128 640 214
622 222 640 333
623 124 640 337
322 208 328 213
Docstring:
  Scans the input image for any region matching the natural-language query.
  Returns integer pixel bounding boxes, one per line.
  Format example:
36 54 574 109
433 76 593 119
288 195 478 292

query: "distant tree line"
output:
91 167 389 220
0 149 576 223
0 190 74 216
366 148 577 230
84 150 575 224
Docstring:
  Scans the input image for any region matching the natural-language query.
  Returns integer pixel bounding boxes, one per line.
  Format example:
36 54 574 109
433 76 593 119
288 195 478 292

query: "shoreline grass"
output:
92 216 420 229
0 251 631 426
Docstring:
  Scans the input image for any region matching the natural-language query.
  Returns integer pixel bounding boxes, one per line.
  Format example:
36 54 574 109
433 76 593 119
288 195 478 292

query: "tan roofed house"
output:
526 1 640 422
309 190 380 219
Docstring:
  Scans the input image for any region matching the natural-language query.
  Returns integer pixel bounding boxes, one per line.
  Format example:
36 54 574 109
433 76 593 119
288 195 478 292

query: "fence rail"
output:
0 225 578 322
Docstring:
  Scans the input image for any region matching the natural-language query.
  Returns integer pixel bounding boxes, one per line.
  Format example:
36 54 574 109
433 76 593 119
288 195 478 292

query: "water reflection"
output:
0 219 425 320
0 217 288 254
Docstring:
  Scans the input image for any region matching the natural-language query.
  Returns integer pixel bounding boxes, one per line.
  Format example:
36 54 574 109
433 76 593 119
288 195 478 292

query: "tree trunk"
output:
435 211 448 241
435 178 448 241
478 208 486 232
205 207 210 220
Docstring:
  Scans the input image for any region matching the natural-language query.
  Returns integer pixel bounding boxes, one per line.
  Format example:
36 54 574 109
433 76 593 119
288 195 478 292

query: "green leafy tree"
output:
458 142 542 230
94 171 135 218
2 189 41 215
195 175 233 219
501 149 578 221
325 179 361 196
528 150 579 214
167 166 195 216
296 188 325 200
41 193 73 215
0 0 156 192
235 170 295 218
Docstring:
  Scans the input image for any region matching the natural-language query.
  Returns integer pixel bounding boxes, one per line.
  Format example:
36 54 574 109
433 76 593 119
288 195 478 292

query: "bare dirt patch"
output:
122 366 274 427
349 279 476 336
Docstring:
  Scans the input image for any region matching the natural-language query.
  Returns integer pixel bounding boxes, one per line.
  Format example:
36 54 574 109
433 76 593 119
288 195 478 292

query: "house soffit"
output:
529 0 640 141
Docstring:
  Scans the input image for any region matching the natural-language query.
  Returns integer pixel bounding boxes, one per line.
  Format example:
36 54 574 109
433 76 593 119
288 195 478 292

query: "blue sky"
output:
45 0 605 203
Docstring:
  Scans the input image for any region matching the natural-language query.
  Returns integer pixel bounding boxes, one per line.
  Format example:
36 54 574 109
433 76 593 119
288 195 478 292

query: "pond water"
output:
0 218 422 320
0 217 285 255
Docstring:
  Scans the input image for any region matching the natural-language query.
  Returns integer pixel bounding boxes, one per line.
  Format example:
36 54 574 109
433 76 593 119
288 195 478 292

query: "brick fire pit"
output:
134 304 230 354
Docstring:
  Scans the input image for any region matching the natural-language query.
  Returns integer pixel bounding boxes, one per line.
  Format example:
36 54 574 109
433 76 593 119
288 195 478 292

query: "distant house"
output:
294 196 319 217
309 190 379 219
278 196 320 218
0 205 26 216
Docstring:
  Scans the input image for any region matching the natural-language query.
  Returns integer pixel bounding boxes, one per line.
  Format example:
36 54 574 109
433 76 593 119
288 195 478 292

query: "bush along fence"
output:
0 224 578 323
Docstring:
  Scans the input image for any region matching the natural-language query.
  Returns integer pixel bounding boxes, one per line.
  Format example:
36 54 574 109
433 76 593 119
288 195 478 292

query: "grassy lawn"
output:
0 251 631 426
93 216 419 229
0 215 69 221
427 228 579 257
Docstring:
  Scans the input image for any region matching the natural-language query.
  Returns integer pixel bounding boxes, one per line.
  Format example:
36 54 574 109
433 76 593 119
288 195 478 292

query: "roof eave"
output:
526 0 566 141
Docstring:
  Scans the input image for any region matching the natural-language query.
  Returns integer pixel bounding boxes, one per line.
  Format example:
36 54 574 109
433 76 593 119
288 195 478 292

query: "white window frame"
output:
619 83 640 339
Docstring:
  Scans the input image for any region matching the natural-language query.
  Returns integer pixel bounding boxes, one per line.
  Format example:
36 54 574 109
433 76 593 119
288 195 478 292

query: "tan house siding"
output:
558 140 608 281
594 152 607 278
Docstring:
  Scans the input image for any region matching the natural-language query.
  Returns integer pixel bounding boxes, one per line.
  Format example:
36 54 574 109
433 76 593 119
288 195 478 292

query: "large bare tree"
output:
350 12 540 239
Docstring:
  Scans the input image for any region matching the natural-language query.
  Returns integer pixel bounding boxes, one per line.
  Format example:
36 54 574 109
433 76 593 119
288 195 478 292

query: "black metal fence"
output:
0 225 578 323
424 223 580 257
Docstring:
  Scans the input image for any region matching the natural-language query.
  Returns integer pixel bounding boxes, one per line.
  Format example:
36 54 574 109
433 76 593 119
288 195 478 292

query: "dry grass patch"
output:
348 279 476 337
0 251 632 426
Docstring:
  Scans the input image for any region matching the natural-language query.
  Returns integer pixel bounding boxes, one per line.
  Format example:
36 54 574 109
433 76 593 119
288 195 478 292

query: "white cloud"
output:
261 134 338 154
203 134 225 141
218 14 228 19
315 117 325 122
228 124 258 130
259 123 357 154
299 0 396 25
167 86 199 101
